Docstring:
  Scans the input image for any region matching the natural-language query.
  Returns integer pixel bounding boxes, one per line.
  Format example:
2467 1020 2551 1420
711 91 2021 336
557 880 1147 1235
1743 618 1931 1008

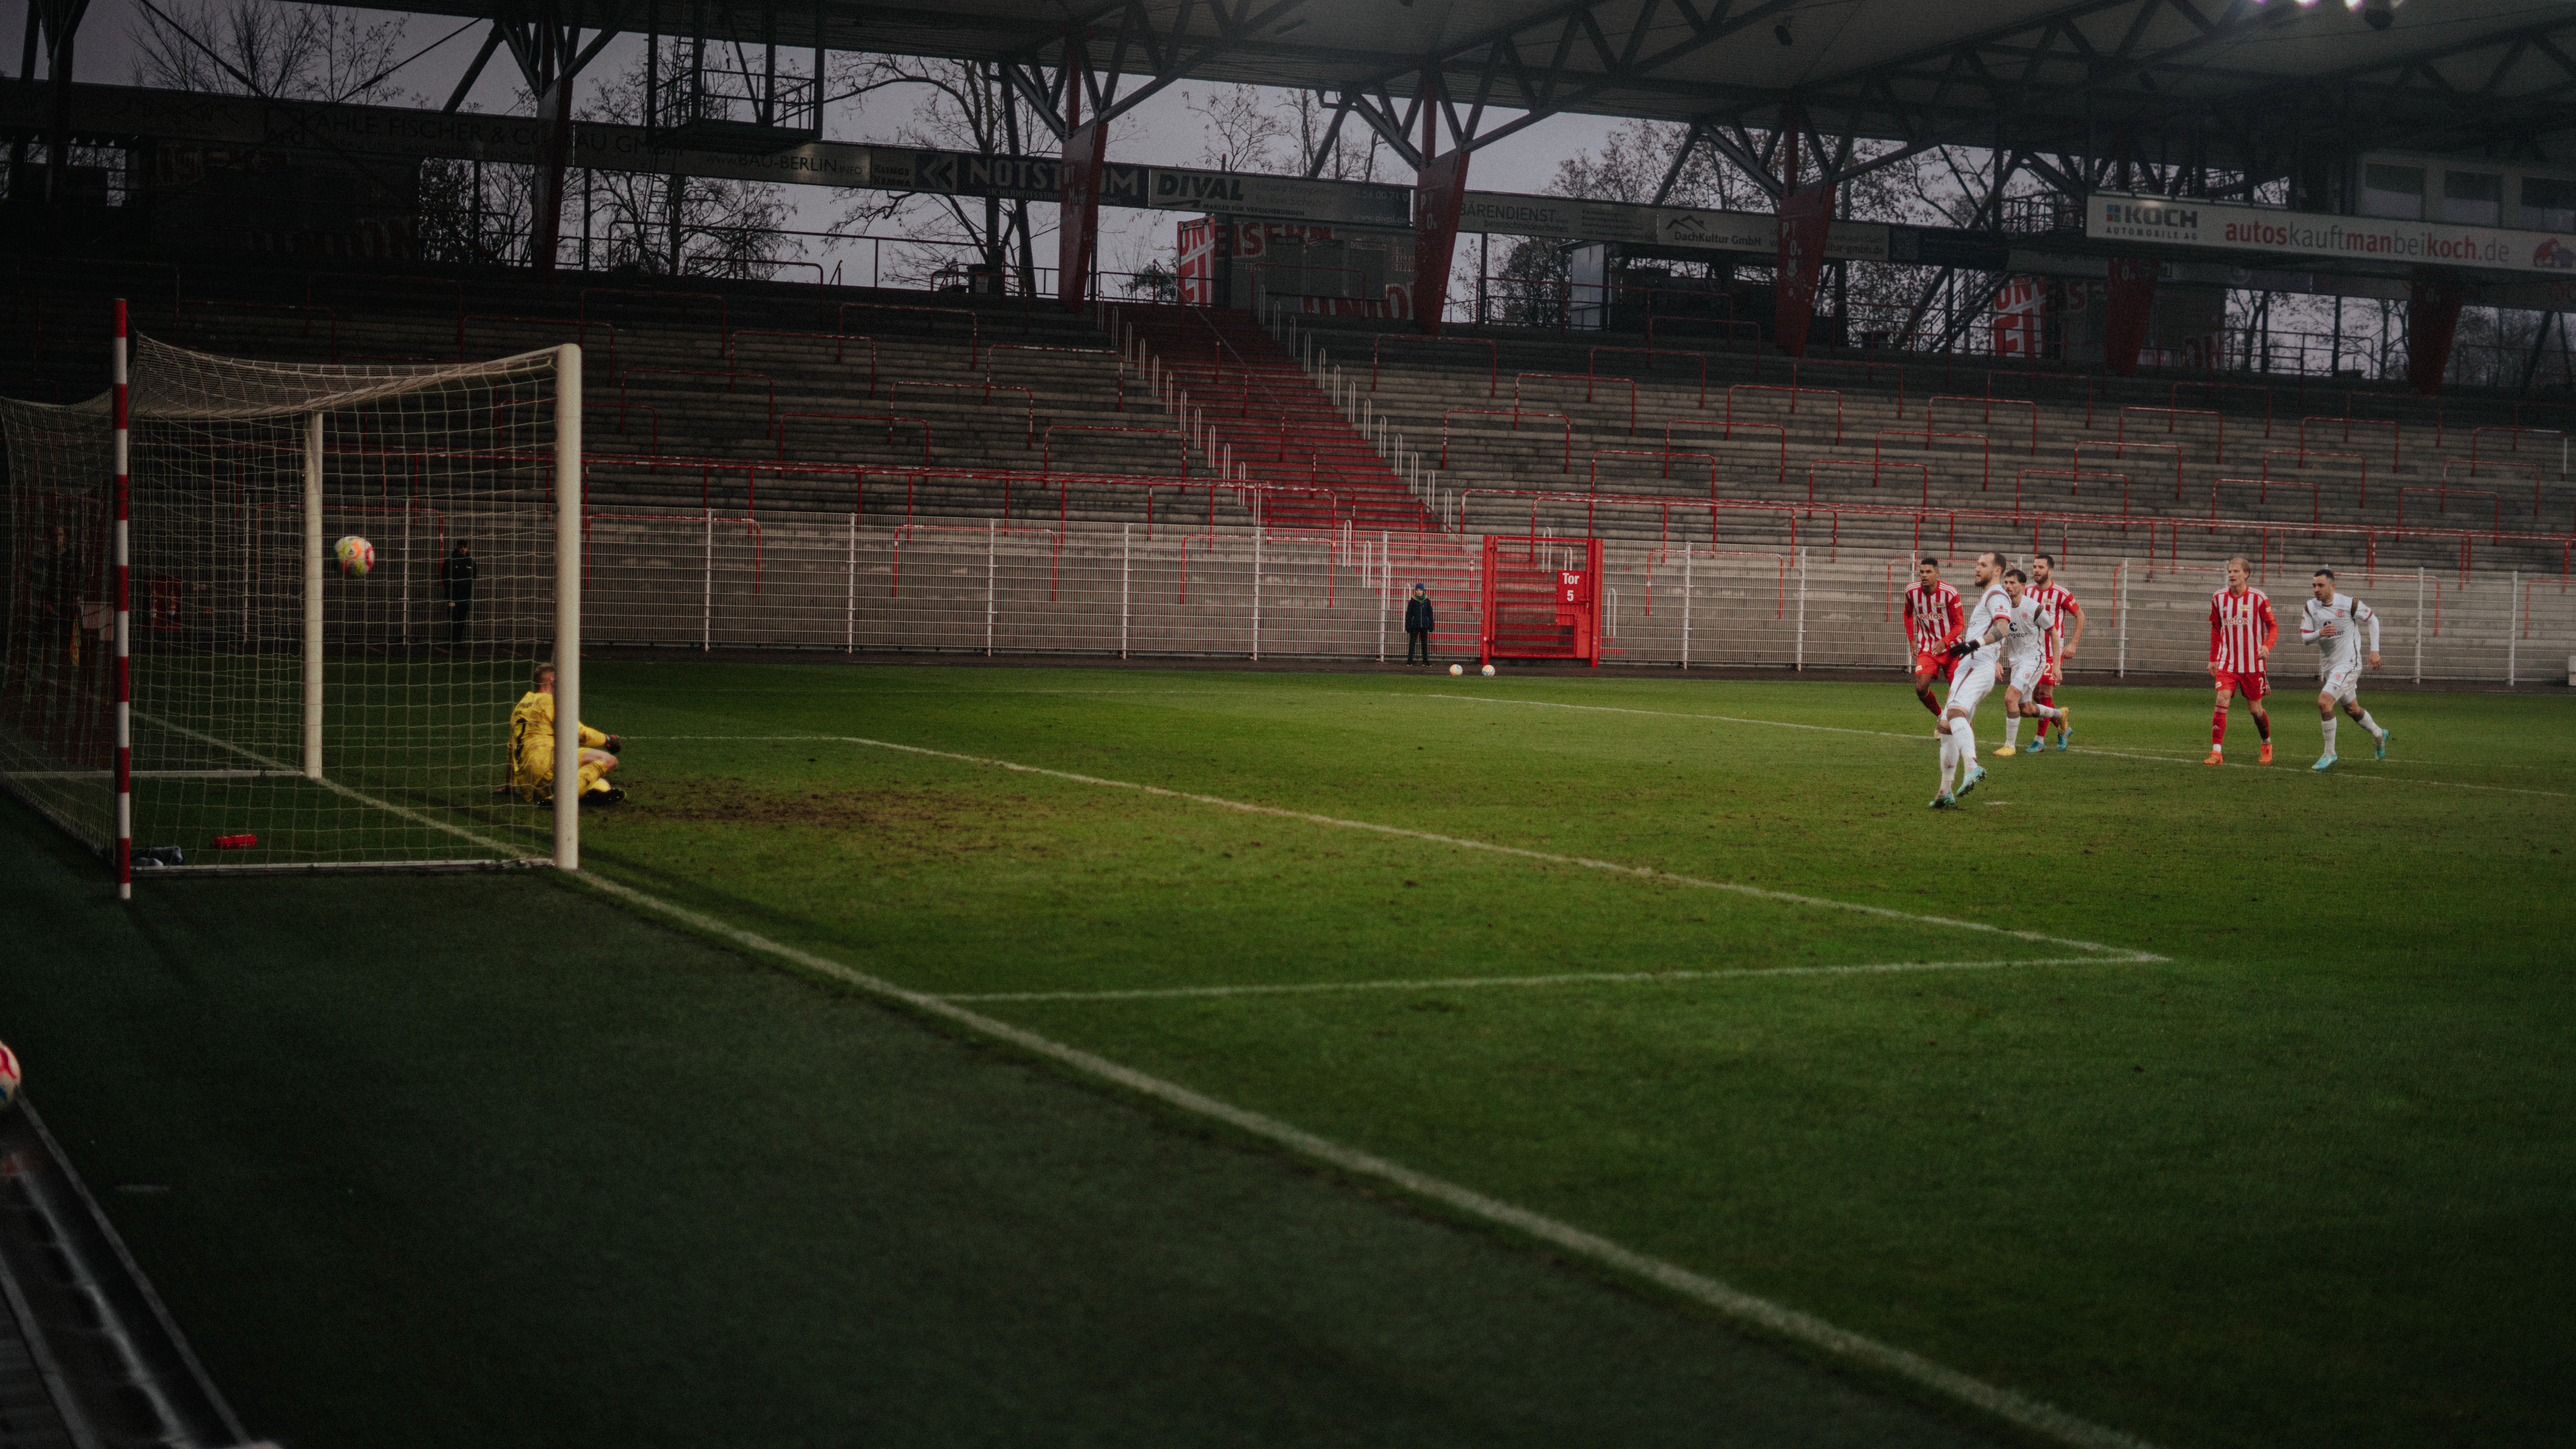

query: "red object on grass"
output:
215 835 258 849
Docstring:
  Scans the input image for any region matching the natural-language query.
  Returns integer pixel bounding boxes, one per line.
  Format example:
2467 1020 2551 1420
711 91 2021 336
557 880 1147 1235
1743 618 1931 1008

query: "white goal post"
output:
0 300 583 893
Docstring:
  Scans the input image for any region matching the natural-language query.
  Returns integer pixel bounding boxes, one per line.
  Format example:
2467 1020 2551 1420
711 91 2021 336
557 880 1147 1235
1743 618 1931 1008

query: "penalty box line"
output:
944 956 2127 1004
552 872 2161 1449
634 734 2162 963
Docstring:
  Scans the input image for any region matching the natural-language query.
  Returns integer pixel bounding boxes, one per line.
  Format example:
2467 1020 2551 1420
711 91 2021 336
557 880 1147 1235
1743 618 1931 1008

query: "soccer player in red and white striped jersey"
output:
2207 556 2278 764
1902 557 1965 720
2024 553 2084 749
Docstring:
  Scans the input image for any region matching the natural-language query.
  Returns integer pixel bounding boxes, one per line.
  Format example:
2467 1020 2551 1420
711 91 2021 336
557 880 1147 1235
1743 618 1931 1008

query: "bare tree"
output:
831 53 1075 291
128 0 415 103
558 47 801 278
1289 92 1382 182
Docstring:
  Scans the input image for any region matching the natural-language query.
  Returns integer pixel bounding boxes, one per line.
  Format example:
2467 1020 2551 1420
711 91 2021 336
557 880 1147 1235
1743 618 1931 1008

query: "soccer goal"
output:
0 301 583 896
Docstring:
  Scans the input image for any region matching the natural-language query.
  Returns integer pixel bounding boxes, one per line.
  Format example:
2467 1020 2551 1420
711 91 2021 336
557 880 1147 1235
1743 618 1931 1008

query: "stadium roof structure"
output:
392 0 2576 180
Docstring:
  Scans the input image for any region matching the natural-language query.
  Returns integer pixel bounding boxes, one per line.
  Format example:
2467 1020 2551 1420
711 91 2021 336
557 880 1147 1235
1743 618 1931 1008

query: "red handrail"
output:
1874 427 1992 490
1442 408 1573 472
1518 372 1638 435
1929 394 2037 456
1726 384 1843 444
2299 415 2398 471
2260 447 2370 509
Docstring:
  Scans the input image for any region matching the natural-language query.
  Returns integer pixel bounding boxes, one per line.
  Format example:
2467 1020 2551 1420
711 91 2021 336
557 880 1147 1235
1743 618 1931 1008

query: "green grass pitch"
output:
14 660 2571 1447
563 663 2571 1449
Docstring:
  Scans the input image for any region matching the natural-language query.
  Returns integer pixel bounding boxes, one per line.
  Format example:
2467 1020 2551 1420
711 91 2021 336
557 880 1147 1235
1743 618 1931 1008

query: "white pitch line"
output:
1415 694 2575 800
1420 692 1932 741
551 868 2157 1449
941 955 2127 1004
158 724 2158 1446
627 735 2159 962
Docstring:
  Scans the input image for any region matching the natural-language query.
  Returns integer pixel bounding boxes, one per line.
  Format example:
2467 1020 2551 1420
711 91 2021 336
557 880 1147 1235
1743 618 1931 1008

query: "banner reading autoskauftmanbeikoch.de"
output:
2087 191 2576 276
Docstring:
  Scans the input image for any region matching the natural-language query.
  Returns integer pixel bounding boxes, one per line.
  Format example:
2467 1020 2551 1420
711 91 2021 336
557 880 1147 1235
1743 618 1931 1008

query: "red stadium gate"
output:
1480 535 1604 667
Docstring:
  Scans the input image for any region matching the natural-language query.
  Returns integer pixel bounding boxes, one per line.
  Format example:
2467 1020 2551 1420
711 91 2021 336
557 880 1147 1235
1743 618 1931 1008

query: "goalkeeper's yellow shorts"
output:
516 742 616 802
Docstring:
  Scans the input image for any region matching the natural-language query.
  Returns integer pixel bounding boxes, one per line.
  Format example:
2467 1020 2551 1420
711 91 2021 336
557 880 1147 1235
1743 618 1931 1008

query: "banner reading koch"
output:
2088 190 2576 277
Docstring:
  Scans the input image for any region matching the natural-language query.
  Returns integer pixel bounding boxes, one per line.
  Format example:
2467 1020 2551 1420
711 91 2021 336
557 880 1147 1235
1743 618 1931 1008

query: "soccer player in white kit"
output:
2298 568 2390 771
1993 569 2062 757
1931 551 2010 809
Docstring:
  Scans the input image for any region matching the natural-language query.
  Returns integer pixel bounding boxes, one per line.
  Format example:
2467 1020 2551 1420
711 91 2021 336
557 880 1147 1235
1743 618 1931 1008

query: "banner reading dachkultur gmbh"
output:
2087 190 2576 276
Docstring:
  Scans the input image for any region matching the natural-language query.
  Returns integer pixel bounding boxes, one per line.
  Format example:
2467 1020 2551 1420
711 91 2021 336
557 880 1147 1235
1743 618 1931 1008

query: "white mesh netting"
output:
2 336 569 870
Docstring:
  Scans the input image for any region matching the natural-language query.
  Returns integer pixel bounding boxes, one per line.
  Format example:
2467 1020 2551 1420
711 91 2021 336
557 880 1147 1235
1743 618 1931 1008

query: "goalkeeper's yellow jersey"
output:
509 690 606 792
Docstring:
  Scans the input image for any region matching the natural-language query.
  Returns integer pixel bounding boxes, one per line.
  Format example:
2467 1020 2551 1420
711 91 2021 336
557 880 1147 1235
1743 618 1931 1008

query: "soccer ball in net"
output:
0 1041 20 1111
1481 665 1496 677
335 535 376 578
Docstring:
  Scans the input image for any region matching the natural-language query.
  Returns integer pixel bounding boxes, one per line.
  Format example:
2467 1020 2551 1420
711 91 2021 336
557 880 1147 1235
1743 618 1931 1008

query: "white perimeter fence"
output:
581 513 2576 684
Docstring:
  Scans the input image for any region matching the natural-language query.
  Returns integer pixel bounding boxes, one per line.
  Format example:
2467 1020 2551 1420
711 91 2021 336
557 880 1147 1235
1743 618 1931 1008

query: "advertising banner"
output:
1057 121 1107 309
2102 257 2158 377
1412 151 1473 336
1457 189 1887 261
2087 190 2576 277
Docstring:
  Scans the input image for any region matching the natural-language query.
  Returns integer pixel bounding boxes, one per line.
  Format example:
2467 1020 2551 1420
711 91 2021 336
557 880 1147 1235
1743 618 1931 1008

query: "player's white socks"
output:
2357 710 2385 741
1948 717 1976 772
2004 718 2021 749
2321 716 2337 754
1937 730 1958 793
2031 704 2062 721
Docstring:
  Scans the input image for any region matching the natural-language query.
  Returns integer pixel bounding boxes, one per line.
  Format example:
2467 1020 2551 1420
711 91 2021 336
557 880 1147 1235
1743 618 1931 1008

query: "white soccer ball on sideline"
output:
1481 664 1496 677
1449 664 1462 675
0 1041 20 1112
334 535 375 578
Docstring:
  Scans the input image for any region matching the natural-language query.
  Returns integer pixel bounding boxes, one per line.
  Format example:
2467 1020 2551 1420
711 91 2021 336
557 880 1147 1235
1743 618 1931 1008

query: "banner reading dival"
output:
2087 191 2576 277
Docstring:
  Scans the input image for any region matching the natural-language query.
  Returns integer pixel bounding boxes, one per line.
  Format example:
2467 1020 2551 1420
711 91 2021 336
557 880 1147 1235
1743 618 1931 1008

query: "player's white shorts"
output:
2007 653 2047 697
1948 653 1999 717
2320 657 2363 702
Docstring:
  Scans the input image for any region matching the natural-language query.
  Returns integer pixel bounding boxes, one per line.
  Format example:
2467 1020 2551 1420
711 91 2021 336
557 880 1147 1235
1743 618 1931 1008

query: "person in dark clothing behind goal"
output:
1405 583 1436 664
438 541 479 645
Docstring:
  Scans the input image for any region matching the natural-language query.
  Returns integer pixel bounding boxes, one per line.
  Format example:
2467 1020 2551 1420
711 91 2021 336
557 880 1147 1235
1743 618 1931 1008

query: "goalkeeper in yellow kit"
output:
509 663 624 804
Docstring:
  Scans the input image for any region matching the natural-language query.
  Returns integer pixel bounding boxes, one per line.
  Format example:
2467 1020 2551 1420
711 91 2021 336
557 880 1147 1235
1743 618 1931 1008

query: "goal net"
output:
0 310 581 889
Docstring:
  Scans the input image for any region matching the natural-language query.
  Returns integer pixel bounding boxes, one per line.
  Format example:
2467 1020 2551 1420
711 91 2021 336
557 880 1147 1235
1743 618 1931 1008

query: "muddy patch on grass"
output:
638 779 1060 857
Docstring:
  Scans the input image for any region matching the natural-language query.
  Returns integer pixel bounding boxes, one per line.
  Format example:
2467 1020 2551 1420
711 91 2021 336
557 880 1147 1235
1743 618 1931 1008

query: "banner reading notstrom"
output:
2087 190 2576 277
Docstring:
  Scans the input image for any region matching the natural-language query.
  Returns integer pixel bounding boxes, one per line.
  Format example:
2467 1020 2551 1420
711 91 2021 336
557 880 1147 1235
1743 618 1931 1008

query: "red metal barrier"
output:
2300 414 2399 471
1374 334 1498 396
2172 380 2275 438
1874 427 1991 489
2259 446 2369 509
2014 468 2128 516
1519 371 1638 434
1044 424 1183 478
2444 457 2542 518
1813 457 1932 508
989 342 1123 412
885 378 1037 446
1794 358 1906 418
1929 394 2036 455
1443 408 1573 471
2078 439 2185 502
2119 405 2225 466
1591 347 1708 407
1727 384 1843 443
727 329 876 393
1666 417 1786 487
1984 368 2097 428
2212 474 2318 526
2470 425 2568 480
2398 484 2500 534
